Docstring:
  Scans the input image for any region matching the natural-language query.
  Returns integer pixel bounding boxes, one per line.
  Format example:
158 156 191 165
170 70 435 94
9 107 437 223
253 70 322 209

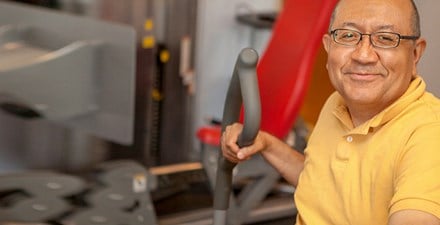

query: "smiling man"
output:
221 0 440 224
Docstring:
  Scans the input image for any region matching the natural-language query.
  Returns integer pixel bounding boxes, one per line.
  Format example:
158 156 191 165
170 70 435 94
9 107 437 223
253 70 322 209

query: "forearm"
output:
260 132 305 187
388 210 440 225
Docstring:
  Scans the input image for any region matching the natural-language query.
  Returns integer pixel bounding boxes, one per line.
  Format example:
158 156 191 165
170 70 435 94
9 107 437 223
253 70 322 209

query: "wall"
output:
192 0 280 156
415 0 440 96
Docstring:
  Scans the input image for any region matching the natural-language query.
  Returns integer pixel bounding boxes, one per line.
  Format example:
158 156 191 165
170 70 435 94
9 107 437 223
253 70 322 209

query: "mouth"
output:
344 71 382 81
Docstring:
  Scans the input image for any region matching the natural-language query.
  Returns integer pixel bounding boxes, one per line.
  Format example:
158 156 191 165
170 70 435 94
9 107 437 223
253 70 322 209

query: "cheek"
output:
328 46 351 63
326 50 347 76
325 53 341 83
325 57 341 89
381 49 415 75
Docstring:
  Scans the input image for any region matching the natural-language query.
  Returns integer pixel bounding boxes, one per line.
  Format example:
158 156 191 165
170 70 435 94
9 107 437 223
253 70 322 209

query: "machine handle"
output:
213 48 261 213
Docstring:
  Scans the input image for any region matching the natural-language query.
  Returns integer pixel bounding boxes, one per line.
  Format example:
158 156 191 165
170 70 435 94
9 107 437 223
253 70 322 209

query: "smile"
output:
345 72 382 81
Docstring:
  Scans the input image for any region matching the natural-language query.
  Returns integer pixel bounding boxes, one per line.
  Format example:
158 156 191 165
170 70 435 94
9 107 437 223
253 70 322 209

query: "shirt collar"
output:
333 76 426 135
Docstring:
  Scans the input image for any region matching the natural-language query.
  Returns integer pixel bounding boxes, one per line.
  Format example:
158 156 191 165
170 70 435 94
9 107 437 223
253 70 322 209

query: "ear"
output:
413 37 426 64
322 34 331 70
322 33 331 53
412 37 426 75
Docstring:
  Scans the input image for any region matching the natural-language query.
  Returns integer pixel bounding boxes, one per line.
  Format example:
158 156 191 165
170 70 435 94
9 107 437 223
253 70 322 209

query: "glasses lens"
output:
333 29 360 46
371 32 400 48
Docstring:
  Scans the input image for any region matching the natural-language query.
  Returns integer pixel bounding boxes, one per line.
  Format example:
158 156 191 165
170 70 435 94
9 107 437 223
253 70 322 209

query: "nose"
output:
351 34 379 63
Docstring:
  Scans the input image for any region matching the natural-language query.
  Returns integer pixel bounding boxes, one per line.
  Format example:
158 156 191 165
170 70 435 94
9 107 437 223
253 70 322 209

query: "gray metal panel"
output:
154 0 198 165
0 1 136 144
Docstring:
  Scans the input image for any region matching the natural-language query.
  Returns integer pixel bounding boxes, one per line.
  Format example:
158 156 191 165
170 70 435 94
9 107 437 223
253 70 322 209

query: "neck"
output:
347 103 383 127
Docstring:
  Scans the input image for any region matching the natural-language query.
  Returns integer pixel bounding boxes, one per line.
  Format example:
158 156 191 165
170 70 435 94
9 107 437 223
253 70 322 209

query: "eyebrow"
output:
339 22 395 31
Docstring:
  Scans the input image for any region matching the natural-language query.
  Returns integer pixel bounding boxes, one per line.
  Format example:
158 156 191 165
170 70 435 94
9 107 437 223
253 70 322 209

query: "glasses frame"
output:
330 28 420 49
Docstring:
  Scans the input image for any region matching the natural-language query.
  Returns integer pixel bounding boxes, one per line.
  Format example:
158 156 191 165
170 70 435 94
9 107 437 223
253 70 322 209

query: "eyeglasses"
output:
330 29 419 48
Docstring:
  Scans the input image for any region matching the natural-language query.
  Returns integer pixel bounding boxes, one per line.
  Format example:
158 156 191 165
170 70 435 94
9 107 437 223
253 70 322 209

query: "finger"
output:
237 147 251 160
225 152 240 163
236 132 265 160
221 123 248 162
222 126 241 153
221 139 238 163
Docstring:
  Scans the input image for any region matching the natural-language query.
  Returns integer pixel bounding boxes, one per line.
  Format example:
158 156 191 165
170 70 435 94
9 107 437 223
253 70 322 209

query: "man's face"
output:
322 0 426 111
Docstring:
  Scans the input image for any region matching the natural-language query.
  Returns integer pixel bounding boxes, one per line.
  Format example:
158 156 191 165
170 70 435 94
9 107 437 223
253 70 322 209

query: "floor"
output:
153 180 296 225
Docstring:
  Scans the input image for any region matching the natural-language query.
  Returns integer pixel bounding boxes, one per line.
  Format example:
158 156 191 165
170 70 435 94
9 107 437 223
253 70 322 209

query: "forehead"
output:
333 0 413 32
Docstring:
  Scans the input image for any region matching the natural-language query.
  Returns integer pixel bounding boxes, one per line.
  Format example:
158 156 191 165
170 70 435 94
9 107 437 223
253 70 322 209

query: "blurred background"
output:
0 0 438 224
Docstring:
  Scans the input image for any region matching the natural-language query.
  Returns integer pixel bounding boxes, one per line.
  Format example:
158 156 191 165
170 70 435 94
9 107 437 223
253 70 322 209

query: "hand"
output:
221 122 305 186
221 123 267 163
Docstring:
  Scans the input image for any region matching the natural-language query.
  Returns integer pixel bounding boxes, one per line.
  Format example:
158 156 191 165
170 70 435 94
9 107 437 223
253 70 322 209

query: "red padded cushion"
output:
198 0 338 145
256 0 338 139
197 125 222 146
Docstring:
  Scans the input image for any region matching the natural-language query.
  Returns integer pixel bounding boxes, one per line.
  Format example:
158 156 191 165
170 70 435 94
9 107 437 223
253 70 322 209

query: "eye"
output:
375 33 398 44
337 30 358 41
378 35 394 41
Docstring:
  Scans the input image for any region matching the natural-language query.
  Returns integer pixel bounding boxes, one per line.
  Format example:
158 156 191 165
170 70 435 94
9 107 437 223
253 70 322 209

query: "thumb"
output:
237 145 257 160
236 131 266 160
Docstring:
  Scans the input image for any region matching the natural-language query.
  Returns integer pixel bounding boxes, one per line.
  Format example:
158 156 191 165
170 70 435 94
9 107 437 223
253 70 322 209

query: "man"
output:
221 0 440 224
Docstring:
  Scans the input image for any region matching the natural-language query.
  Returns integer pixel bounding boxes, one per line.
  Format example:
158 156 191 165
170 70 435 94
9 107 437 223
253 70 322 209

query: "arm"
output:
389 210 440 225
388 123 440 225
221 123 305 187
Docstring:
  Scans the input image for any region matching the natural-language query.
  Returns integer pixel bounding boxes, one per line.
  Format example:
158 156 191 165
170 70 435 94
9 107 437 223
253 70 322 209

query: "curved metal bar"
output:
213 48 261 225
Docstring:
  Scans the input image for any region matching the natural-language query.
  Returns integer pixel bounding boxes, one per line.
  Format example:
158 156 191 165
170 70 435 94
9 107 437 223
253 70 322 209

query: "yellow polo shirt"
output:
295 76 440 225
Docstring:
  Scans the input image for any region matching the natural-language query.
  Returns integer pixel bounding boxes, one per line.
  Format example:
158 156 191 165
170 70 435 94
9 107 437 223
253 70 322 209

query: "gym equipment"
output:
0 160 158 225
0 1 136 145
62 161 157 225
212 48 261 225
0 172 85 222
198 0 339 224
0 0 340 224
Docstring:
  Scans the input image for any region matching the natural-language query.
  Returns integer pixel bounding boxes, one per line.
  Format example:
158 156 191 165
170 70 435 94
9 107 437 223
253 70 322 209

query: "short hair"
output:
328 0 421 36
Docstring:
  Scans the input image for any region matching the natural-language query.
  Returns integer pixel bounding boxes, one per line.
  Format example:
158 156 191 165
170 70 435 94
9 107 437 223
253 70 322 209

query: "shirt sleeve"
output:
389 122 440 219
